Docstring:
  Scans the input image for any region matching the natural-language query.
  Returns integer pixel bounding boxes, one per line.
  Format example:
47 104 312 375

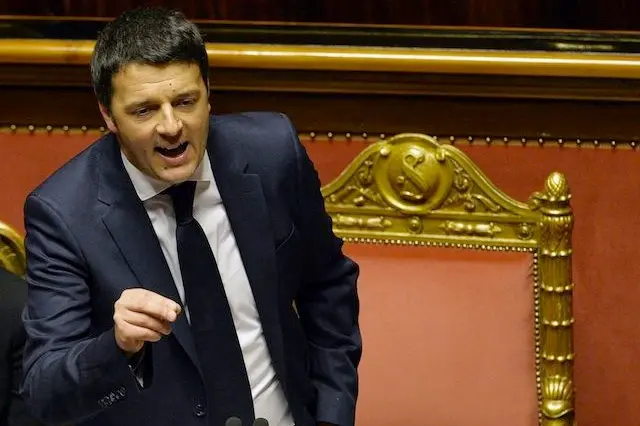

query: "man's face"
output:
100 62 211 183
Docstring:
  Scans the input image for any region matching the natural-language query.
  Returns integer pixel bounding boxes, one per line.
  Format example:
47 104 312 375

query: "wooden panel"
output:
3 0 640 30
4 82 640 142
2 40 640 140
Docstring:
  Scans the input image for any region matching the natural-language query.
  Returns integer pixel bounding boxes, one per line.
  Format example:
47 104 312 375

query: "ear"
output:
98 103 118 134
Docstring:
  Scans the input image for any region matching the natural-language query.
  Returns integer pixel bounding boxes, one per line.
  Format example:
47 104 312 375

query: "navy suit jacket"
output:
0 268 42 426
21 112 361 426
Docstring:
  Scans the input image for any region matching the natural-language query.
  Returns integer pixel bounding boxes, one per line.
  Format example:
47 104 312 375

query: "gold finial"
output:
544 172 570 200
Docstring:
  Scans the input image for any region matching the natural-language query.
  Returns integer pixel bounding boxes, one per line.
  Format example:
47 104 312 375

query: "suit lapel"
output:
207 129 287 384
97 136 201 375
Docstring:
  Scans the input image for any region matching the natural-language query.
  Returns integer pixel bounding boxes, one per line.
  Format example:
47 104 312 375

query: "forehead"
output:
111 62 204 101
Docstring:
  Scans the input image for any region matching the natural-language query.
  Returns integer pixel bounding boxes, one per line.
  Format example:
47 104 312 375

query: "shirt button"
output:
194 403 207 418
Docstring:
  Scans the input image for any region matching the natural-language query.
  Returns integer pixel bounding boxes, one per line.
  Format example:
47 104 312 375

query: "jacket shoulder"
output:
26 134 114 214
211 112 296 146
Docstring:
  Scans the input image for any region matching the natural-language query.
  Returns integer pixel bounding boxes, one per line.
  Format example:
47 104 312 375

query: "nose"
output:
156 104 183 137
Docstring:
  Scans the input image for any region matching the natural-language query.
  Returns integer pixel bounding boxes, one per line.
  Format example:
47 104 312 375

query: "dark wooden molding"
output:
2 39 640 140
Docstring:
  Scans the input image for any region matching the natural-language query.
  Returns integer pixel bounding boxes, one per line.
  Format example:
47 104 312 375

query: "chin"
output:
156 165 197 184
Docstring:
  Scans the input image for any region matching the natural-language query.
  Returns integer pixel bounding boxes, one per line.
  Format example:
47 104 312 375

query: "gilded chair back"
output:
321 133 575 426
0 220 26 276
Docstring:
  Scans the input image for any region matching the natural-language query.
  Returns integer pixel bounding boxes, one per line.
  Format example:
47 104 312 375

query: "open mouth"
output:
155 142 188 158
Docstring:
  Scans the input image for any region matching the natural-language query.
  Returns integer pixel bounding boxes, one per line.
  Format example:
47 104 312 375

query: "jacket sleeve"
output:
21 194 140 425
286 117 362 426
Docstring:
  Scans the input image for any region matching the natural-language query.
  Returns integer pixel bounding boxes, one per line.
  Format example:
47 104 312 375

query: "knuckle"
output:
139 291 155 309
120 288 135 299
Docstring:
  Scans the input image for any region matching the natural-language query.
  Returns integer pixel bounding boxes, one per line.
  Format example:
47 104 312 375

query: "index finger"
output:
121 288 182 322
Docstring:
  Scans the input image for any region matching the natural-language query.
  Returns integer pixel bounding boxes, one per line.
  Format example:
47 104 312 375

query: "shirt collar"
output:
121 151 214 201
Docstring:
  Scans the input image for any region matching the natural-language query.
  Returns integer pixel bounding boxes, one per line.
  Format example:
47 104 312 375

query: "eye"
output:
131 105 157 117
134 107 151 117
176 97 196 107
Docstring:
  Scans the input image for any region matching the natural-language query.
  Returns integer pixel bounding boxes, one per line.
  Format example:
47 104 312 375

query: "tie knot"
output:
166 181 197 225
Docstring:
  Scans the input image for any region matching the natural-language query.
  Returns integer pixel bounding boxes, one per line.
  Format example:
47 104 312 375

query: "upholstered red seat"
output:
349 244 536 426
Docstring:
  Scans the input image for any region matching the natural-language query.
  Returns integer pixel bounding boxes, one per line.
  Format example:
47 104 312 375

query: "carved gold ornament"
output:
322 133 575 426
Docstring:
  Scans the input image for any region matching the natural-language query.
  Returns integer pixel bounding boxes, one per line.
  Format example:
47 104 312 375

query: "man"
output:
0 267 41 426
21 7 361 426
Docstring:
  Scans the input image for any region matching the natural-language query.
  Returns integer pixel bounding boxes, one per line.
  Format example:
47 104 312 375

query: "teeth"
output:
157 142 187 157
157 142 186 152
160 143 184 150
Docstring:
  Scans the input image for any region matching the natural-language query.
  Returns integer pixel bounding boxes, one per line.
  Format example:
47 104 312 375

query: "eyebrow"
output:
172 90 201 100
124 89 201 111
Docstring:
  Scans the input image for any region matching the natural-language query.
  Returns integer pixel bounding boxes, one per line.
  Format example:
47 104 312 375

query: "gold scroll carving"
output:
321 133 575 426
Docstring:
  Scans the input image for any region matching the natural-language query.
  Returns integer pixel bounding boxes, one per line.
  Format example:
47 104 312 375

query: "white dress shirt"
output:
121 151 294 426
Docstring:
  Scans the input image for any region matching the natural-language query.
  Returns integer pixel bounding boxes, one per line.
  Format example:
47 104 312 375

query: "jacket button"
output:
194 403 207 418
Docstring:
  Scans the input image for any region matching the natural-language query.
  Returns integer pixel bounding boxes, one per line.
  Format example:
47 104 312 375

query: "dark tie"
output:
167 181 255 426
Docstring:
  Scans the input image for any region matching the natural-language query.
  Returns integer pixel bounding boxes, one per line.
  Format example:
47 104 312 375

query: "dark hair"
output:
91 7 209 110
